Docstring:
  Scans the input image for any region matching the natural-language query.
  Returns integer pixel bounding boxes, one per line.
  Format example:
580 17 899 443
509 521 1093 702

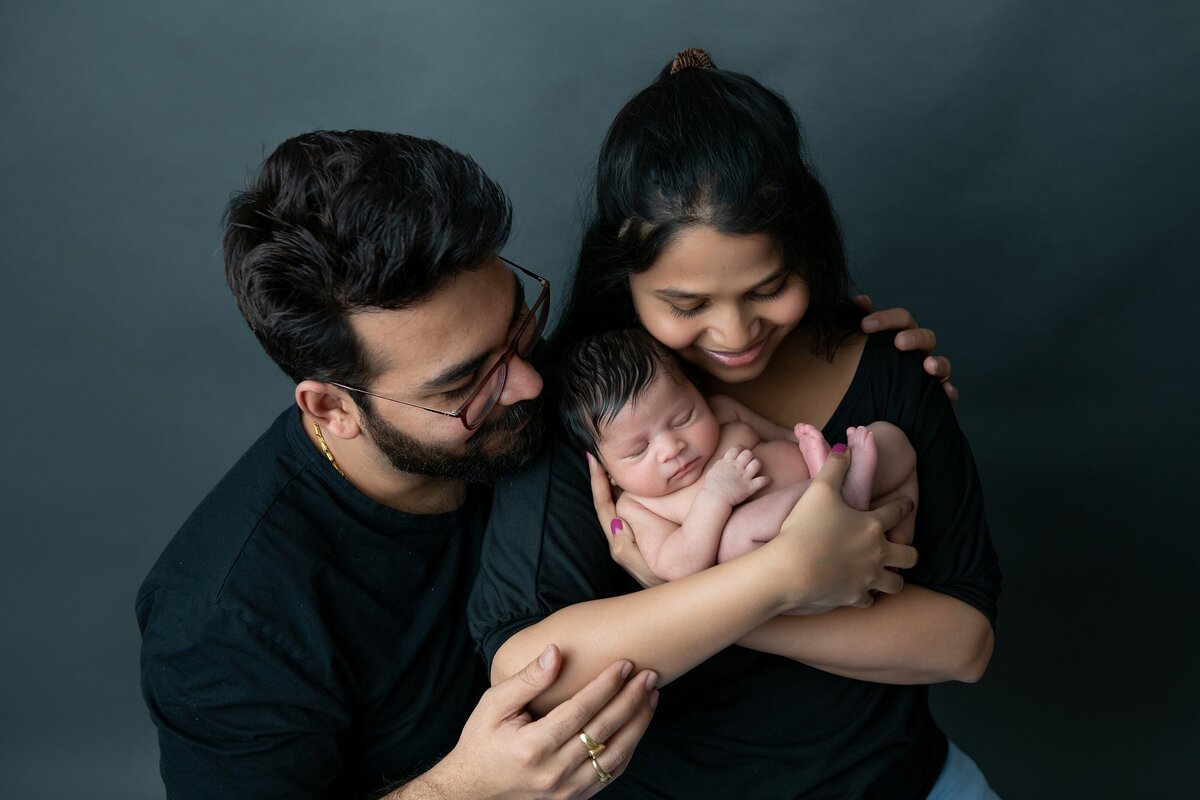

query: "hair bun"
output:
669 48 715 75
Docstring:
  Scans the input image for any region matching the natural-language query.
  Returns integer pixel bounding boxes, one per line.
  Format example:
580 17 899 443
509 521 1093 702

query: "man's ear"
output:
295 380 362 439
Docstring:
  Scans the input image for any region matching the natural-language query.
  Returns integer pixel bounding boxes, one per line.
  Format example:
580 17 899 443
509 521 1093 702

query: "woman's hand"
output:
587 453 663 589
768 448 917 612
402 645 658 799
854 295 958 402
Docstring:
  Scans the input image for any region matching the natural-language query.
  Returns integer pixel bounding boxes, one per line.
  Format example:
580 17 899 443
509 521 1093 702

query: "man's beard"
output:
359 396 545 485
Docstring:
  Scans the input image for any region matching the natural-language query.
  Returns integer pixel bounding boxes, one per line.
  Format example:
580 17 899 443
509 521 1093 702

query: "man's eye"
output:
442 382 475 402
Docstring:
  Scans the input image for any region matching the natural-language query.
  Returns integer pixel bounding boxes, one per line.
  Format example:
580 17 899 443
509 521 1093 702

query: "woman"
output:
470 50 1000 798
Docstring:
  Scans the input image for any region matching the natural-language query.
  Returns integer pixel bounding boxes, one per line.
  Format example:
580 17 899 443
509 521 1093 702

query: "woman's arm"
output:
491 452 916 716
738 585 994 684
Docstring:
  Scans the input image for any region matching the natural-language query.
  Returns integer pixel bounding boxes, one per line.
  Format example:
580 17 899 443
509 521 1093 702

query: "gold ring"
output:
590 754 613 784
578 730 606 758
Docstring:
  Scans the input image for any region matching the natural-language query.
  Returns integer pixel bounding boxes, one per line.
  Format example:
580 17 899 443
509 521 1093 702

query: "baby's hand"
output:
702 446 770 505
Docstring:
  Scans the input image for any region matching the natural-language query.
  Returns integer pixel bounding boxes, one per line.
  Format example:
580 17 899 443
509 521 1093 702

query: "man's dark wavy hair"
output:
556 327 686 459
553 50 861 361
223 130 512 385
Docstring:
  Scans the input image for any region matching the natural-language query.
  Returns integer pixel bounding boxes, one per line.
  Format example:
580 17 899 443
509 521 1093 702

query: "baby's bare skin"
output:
618 421 815 562
614 419 914 579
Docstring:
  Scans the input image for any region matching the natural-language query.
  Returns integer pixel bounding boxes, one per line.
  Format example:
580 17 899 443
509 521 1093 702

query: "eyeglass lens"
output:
461 284 548 429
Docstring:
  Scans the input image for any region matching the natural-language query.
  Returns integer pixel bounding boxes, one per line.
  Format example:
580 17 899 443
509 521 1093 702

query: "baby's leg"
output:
842 426 879 511
716 483 808 563
864 421 918 546
794 423 830 478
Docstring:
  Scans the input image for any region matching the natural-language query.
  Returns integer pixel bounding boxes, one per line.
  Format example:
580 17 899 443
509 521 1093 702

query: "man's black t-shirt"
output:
137 408 489 799
469 333 1002 799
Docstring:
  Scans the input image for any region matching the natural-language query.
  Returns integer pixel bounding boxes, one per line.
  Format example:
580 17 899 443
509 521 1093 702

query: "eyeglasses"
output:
328 258 550 431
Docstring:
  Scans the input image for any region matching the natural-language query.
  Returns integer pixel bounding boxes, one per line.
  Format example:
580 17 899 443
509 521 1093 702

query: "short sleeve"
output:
828 337 1001 627
468 436 635 670
139 592 351 799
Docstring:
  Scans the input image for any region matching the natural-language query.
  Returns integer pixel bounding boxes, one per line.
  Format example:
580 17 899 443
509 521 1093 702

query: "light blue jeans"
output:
926 741 1000 799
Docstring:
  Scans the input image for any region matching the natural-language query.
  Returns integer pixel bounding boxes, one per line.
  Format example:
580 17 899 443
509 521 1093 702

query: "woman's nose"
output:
709 303 758 351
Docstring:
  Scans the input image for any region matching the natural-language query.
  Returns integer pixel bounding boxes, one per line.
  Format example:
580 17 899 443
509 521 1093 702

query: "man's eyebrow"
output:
653 270 789 300
418 269 524 392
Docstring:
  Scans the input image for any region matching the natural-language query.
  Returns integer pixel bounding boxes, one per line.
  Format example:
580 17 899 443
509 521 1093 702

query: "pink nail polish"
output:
610 518 623 535
830 443 848 454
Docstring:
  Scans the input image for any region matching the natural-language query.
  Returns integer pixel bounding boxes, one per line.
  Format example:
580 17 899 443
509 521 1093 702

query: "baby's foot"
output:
794 423 830 478
842 426 878 510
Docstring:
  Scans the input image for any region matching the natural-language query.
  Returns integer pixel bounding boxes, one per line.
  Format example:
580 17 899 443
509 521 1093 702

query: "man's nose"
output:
498 354 544 405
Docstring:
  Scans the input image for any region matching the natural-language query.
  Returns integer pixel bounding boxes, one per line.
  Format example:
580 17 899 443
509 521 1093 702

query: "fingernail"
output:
620 660 633 679
861 318 879 332
539 645 553 669
644 671 659 691
649 689 660 709
585 451 594 463
830 443 848 454
896 332 912 348
610 518 623 535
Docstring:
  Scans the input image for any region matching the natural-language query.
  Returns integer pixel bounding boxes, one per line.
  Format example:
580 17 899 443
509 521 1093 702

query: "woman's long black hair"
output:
552 49 862 364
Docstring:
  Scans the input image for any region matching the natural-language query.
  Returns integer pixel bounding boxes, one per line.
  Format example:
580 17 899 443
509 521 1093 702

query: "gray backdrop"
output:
2 1 1196 797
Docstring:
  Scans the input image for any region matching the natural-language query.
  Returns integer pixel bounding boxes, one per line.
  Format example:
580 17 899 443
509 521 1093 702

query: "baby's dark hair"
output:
557 328 687 458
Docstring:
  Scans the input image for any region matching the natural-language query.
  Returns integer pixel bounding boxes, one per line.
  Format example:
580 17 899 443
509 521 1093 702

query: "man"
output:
137 130 947 798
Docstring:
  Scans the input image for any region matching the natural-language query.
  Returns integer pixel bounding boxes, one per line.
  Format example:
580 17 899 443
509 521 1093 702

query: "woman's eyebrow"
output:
654 287 705 300
653 270 788 300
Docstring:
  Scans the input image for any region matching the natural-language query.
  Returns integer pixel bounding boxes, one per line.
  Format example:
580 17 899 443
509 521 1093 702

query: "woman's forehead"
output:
638 228 781 291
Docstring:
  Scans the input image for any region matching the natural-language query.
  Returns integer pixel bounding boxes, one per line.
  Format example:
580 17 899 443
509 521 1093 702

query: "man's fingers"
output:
923 355 951 380
484 645 561 719
535 660 636 747
895 327 937 352
860 306 916 333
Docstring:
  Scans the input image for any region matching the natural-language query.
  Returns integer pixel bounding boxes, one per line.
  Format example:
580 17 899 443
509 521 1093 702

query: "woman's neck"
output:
697 328 866 431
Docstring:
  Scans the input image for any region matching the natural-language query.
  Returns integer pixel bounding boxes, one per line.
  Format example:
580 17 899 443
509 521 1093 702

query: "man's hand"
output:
400 645 658 799
854 295 958 402
702 447 770 506
587 453 663 589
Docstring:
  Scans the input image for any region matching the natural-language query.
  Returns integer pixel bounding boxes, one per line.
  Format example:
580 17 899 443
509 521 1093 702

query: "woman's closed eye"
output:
748 277 789 301
669 301 707 318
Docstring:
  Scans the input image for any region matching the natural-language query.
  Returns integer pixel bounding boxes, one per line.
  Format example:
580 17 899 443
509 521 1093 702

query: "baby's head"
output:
559 328 720 497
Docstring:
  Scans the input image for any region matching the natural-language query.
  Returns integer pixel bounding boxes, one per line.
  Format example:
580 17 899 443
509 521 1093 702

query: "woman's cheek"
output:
641 317 698 352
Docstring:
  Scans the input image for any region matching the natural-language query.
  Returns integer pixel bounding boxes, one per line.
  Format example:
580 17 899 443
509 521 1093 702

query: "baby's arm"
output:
708 395 797 442
623 448 769 582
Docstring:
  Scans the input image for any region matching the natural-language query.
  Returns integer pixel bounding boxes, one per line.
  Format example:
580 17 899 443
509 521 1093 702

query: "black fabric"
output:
137 408 489 799
469 332 1002 800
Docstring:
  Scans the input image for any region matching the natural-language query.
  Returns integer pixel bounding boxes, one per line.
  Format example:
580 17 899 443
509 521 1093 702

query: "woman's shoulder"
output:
831 332 945 429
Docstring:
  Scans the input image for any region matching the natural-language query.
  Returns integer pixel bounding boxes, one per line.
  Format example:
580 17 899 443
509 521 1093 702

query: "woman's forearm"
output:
493 468 916 715
737 585 994 684
493 543 793 716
